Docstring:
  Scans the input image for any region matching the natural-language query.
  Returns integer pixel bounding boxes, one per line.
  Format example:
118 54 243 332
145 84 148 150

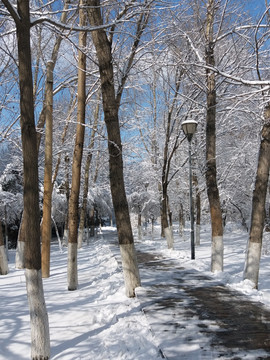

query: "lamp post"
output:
182 120 198 260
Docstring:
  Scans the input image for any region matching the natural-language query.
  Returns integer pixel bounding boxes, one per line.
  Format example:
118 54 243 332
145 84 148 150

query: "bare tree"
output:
67 0 87 291
0 219 8 275
41 61 53 278
205 0 223 272
15 211 26 268
87 0 152 297
2 0 50 357
63 154 70 245
78 92 100 248
244 105 270 288
41 0 71 278
15 0 71 270
243 5 270 285
193 173 201 245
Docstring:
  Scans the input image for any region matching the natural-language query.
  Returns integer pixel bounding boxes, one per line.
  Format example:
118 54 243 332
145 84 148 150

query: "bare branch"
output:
2 0 20 25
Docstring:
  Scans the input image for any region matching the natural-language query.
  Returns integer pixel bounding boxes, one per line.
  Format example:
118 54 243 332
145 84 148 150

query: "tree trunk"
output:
193 174 201 245
52 216 63 253
67 0 87 291
205 0 223 272
161 190 168 236
159 74 181 247
4 0 50 356
36 0 70 149
138 208 142 240
89 207 95 237
77 152 91 248
52 96 76 188
161 183 174 249
15 0 70 270
168 197 173 228
0 220 8 275
243 106 270 288
4 206 9 261
78 96 100 248
41 61 53 278
167 197 174 248
196 193 201 246
88 0 141 297
62 155 70 246
151 216 155 235
16 212 26 268
179 203 185 237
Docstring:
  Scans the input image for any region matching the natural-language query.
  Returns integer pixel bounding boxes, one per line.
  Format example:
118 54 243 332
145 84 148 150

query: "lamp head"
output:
181 120 198 142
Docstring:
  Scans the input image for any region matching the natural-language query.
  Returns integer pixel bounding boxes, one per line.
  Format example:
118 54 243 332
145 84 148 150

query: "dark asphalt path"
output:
136 250 270 360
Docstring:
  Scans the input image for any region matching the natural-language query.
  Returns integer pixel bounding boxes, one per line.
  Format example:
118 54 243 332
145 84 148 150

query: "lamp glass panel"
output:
182 122 197 136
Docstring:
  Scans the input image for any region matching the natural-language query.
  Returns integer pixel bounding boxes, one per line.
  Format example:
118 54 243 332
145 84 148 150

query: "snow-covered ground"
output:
0 223 270 359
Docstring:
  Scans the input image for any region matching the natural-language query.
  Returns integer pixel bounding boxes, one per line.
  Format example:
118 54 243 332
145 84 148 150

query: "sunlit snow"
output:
0 223 270 359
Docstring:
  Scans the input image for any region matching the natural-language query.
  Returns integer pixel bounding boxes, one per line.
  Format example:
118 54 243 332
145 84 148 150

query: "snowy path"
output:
1 225 270 359
135 246 270 359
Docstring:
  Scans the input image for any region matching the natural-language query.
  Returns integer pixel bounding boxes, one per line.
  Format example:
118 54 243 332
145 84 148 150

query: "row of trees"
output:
1 0 270 358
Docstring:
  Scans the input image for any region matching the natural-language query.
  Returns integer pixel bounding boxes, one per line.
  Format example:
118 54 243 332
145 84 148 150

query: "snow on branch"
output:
1 0 20 25
2 0 151 33
193 62 270 87
216 24 270 42
30 2 150 30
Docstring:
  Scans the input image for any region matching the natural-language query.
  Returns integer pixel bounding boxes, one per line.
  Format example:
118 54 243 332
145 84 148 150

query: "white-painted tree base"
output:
120 243 141 298
0 245 8 275
67 242 78 291
15 240 25 269
243 241 261 289
25 269 50 360
164 227 174 249
211 235 223 272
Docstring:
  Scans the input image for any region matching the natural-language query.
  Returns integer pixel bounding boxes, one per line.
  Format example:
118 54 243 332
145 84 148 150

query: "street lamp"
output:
182 119 198 260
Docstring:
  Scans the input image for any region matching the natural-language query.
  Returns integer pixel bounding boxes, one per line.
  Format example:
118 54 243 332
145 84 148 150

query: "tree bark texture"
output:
15 212 26 268
160 118 171 243
138 208 142 240
161 185 173 249
77 150 91 248
87 0 141 297
178 203 185 236
89 207 95 237
205 0 223 272
193 174 201 245
8 0 50 356
78 96 100 248
36 0 70 150
14 0 70 271
160 116 171 238
67 0 87 291
244 106 270 288
38 1 72 263
16 1 41 271
0 245 8 275
0 220 8 275
62 155 70 246
160 73 181 245
41 61 53 278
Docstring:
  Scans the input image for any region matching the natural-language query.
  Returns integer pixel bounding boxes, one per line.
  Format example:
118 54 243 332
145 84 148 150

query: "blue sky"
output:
245 0 268 18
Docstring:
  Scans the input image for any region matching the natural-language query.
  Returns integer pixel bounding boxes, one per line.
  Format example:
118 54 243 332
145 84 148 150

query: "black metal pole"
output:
188 140 195 260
